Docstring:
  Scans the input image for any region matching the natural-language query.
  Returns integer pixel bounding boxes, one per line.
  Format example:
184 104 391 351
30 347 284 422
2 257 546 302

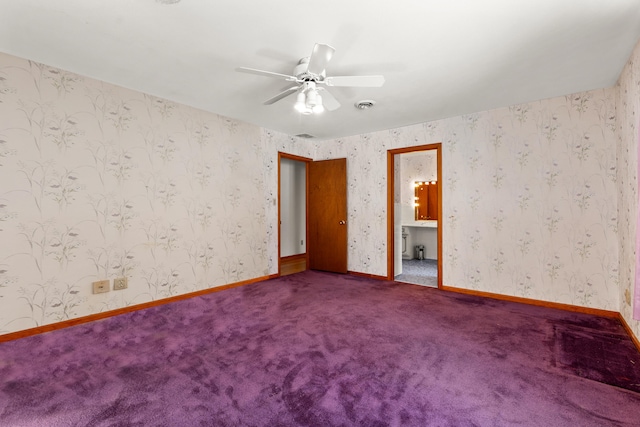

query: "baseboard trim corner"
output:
617 313 640 353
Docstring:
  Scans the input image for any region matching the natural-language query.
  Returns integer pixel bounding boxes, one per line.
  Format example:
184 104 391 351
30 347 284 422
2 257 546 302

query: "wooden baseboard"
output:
441 285 619 318
618 313 640 353
280 254 307 276
403 282 640 351
0 274 277 344
348 271 389 281
4 273 638 353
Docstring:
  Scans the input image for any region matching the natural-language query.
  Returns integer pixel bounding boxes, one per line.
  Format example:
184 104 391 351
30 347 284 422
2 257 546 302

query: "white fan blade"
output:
317 87 340 111
263 86 300 105
236 67 298 81
324 75 385 87
307 43 335 75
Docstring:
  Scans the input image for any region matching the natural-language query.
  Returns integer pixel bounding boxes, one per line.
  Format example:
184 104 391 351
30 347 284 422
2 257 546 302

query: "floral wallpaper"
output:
2 38 639 343
315 86 619 312
616 39 640 338
0 51 301 335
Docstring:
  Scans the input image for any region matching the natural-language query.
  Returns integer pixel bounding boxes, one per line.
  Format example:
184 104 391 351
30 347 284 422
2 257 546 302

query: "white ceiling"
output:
1 0 639 140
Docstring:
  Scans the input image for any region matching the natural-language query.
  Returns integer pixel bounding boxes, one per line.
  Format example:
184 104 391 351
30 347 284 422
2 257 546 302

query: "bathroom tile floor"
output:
395 258 438 287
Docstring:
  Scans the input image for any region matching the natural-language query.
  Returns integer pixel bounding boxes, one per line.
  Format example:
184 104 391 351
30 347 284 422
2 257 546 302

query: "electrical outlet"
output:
92 280 110 294
114 277 128 290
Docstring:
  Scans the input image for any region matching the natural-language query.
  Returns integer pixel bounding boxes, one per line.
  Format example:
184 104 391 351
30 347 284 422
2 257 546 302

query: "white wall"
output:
616 39 640 340
403 227 438 260
0 52 318 335
2 41 638 339
315 86 619 312
0 52 271 333
280 158 306 257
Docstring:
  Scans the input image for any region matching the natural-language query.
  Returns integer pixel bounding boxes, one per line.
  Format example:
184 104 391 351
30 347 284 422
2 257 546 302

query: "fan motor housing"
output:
294 57 325 82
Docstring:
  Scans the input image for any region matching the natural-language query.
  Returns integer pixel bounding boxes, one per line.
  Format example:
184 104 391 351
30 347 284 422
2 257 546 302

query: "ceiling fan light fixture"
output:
294 84 324 115
237 43 385 116
312 94 324 113
294 92 307 113
306 88 318 106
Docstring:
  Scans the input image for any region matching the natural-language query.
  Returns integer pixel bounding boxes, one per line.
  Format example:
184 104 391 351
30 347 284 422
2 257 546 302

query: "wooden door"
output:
308 158 348 273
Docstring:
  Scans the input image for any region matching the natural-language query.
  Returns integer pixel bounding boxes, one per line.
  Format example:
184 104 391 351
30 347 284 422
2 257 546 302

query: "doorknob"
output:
339 220 346 225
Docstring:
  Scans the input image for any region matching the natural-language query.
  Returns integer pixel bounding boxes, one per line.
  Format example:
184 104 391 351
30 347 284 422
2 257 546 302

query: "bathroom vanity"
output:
402 221 437 260
400 179 438 260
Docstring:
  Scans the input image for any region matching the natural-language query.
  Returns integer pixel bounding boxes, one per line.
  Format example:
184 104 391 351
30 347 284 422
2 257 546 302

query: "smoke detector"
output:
354 100 376 110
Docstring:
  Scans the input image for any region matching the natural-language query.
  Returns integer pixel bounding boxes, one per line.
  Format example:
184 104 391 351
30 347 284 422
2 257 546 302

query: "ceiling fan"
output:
236 43 385 114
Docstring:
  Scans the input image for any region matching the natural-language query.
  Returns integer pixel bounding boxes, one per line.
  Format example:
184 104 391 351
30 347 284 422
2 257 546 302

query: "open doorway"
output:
278 153 349 276
387 144 442 288
278 153 310 276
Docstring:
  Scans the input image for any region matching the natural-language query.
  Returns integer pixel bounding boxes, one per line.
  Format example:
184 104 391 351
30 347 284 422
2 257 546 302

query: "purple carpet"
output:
1 270 640 426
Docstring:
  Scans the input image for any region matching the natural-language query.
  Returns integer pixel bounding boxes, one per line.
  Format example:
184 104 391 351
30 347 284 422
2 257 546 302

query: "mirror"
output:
414 181 438 221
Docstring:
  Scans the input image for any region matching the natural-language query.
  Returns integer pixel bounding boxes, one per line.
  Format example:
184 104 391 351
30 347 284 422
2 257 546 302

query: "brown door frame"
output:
386 144 442 288
278 152 312 276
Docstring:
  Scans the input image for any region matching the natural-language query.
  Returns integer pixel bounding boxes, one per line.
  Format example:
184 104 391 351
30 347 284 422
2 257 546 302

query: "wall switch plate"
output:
114 277 128 290
92 280 110 294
